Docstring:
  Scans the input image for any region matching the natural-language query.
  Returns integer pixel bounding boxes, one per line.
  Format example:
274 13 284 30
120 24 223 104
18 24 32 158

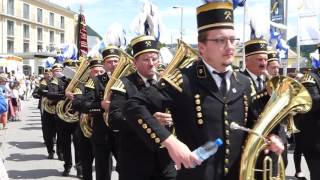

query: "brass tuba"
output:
43 97 56 114
161 39 199 79
232 76 312 180
102 50 135 125
56 57 90 123
79 113 93 138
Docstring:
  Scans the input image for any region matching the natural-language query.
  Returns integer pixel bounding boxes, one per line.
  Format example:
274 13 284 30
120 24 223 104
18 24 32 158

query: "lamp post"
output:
173 6 183 41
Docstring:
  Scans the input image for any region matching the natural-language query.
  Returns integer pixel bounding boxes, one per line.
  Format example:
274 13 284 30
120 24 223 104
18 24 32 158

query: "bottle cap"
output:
215 138 223 146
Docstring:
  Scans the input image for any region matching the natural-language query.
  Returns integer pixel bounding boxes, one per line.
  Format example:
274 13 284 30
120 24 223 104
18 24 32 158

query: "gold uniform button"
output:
224 120 229 126
224 111 228 116
226 149 230 155
195 99 200 105
195 106 201 112
225 158 229 164
155 138 160 143
197 112 202 118
224 168 229 174
194 94 200 99
197 119 204 125
225 130 229 136
138 119 143 124
150 133 156 139
146 128 152 134
226 140 230 145
161 82 166 86
142 124 148 129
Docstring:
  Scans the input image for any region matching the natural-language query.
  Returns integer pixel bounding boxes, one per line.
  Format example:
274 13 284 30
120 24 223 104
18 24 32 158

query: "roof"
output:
87 25 102 40
33 0 77 16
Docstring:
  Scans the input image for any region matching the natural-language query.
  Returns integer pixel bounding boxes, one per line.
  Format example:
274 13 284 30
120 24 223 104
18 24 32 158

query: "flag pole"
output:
297 12 301 72
241 2 247 71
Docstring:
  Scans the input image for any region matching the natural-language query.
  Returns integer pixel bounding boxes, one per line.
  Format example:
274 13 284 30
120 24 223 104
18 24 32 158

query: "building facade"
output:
0 0 77 76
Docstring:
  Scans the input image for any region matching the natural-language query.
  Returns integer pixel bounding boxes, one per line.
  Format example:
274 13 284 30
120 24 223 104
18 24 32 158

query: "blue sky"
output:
50 0 319 45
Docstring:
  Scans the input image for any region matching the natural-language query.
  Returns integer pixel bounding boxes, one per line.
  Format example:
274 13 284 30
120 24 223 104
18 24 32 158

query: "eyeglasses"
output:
205 37 240 46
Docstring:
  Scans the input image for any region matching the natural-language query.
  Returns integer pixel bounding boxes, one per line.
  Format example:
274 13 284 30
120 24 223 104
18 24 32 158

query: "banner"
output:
299 12 320 45
77 14 88 57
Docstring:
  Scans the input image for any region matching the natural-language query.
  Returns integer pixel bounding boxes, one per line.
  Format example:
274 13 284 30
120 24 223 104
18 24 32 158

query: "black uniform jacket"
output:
124 60 253 180
295 71 320 153
81 73 111 145
109 72 175 178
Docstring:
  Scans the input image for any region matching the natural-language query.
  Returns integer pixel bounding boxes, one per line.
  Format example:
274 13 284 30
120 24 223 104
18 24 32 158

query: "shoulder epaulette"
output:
73 88 82 95
85 78 95 89
40 79 47 86
51 78 59 85
111 79 126 93
250 79 256 97
301 73 316 84
161 69 183 93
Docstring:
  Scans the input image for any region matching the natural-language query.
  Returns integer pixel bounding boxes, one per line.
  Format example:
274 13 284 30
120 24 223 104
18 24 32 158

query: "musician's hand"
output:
265 134 284 155
153 112 173 126
65 91 74 100
101 100 110 111
162 135 201 169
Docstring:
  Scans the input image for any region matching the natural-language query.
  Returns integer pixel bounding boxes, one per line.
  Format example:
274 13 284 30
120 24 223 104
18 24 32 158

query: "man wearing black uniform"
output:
37 68 55 159
33 68 52 144
123 2 284 180
242 39 268 92
108 35 176 180
50 59 82 177
294 44 320 180
81 57 113 180
266 50 280 77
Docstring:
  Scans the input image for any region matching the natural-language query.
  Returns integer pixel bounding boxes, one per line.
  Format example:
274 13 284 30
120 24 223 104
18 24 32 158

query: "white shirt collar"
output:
137 72 157 87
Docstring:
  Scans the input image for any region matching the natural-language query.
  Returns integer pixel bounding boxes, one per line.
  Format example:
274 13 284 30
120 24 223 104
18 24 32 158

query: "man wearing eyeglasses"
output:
122 2 284 180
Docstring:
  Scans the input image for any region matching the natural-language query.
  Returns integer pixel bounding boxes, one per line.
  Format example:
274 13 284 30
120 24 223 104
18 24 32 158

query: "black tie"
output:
256 76 263 91
213 71 227 97
147 79 157 86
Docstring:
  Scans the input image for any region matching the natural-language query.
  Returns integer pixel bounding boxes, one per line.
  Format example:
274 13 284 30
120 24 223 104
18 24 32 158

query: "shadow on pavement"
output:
26 119 41 121
7 169 62 179
25 123 42 126
20 126 42 131
6 153 47 161
9 141 44 149
26 115 41 118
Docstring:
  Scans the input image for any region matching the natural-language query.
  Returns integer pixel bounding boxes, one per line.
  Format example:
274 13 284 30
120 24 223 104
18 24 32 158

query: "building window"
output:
7 40 14 53
37 43 43 52
60 33 65 43
7 20 14 36
37 8 42 23
49 12 54 26
23 42 29 52
38 66 44 75
23 24 29 39
7 0 14 15
37 28 42 41
50 31 54 43
23 3 29 19
60 16 65 29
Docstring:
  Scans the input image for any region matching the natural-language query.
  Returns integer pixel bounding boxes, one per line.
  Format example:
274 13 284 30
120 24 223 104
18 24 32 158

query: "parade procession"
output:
0 0 319 180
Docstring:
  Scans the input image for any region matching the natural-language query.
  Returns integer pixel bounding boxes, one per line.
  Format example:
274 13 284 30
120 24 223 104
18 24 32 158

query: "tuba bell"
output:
79 113 93 138
56 57 90 123
43 97 56 114
103 50 135 126
232 76 312 180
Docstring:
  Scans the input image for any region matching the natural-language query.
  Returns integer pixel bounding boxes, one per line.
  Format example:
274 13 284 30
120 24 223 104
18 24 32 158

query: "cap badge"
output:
145 41 152 47
260 43 266 48
224 11 232 20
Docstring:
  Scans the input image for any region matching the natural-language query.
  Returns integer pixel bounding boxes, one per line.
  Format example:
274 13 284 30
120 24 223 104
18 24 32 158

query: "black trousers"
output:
304 153 320 180
42 111 56 154
60 120 80 170
76 126 94 180
55 118 65 156
92 143 112 180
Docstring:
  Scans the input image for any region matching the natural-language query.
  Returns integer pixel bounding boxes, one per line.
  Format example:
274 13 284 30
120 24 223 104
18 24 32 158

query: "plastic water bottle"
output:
193 138 223 161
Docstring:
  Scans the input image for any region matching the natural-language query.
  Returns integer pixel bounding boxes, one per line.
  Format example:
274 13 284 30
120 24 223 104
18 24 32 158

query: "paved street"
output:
0 99 311 179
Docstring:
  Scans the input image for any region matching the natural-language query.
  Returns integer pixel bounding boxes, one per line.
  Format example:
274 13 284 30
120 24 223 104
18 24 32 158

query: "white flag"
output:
299 12 320 45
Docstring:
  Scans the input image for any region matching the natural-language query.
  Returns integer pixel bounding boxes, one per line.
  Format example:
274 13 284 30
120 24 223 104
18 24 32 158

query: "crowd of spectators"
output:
0 71 38 129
